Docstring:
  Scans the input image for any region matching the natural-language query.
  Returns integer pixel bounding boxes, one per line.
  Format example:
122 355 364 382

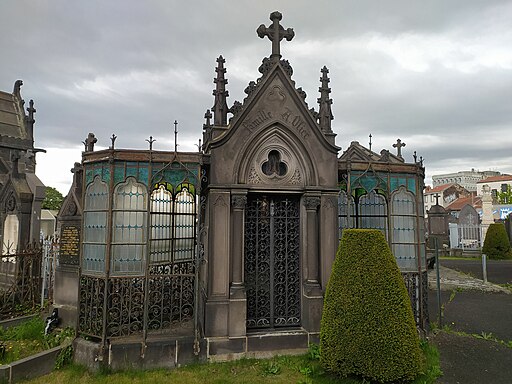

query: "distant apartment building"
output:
476 174 512 198
424 183 471 215
432 169 500 192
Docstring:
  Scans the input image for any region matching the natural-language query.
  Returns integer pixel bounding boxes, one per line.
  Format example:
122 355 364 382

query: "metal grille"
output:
245 196 300 330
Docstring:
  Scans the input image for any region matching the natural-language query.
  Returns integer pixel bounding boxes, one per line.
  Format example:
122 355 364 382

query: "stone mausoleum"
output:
54 12 428 368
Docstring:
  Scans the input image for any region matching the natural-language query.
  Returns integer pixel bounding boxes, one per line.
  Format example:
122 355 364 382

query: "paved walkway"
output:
428 265 512 383
428 265 510 294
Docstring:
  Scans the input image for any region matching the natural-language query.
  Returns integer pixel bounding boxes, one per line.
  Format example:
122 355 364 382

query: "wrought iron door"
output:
244 195 300 329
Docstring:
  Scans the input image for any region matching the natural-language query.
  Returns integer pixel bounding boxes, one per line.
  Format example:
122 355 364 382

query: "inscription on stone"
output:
60 225 80 258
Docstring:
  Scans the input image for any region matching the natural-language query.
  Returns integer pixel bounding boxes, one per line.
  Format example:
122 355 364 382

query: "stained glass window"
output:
82 176 108 273
111 177 147 275
357 190 388 238
391 187 417 270
149 183 196 264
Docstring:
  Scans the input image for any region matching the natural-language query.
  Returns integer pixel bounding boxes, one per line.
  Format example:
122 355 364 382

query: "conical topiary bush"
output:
482 223 512 260
320 229 422 382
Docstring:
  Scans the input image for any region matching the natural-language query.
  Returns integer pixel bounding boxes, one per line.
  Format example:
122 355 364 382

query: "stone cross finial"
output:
257 11 294 60
27 99 36 122
434 193 440 206
204 109 212 127
393 138 406 158
84 133 97 152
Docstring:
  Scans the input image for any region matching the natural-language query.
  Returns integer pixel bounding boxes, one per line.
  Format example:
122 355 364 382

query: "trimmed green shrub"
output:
482 223 512 260
320 229 422 382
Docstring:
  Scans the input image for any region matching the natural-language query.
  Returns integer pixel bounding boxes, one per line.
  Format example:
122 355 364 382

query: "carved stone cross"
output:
393 138 406 158
434 193 440 206
84 132 97 152
257 11 294 59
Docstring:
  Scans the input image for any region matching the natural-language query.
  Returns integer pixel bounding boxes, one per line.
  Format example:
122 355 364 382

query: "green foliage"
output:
320 229 422 383
42 186 64 211
307 342 320 361
482 223 512 260
497 185 512 204
55 345 74 369
0 316 74 365
262 361 281 375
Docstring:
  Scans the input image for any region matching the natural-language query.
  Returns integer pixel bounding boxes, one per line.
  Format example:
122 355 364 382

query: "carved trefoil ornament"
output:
245 136 304 187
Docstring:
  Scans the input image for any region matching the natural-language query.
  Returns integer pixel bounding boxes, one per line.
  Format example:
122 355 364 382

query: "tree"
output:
42 186 64 211
320 229 422 382
497 185 512 204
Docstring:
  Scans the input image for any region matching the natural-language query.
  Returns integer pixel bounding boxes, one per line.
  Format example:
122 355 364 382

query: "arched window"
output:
82 176 108 273
391 187 417 270
111 177 147 275
357 190 388 237
149 183 196 264
173 185 196 261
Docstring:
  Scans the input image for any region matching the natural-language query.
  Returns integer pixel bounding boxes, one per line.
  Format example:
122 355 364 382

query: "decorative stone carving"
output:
267 85 286 106
289 169 302 185
248 167 262 184
258 57 273 76
304 196 321 210
6 193 16 212
66 200 78 216
296 87 306 100
232 196 247 210
244 81 257 99
280 59 293 77
230 101 243 118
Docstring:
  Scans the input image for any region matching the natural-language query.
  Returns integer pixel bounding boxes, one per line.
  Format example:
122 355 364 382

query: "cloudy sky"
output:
1 0 511 194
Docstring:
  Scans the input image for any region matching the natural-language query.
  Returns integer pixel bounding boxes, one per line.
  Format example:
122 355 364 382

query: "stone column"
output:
302 195 323 333
319 193 339 291
481 185 494 242
229 193 247 337
205 190 231 337
304 196 321 285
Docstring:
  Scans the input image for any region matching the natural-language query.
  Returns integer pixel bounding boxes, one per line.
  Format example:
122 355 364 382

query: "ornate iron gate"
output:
244 195 300 330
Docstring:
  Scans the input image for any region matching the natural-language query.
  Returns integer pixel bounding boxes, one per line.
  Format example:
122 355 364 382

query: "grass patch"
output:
22 342 441 384
0 316 74 365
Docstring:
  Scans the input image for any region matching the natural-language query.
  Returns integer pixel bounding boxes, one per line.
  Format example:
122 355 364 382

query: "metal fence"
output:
0 244 42 319
449 222 482 250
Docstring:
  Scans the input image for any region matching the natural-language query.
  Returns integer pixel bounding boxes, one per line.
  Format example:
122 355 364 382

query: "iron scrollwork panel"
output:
272 198 300 327
245 197 271 329
147 261 195 333
245 196 300 330
79 275 106 338
106 277 145 337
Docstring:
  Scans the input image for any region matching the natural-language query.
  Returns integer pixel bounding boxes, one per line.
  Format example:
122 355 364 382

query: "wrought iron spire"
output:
257 11 294 60
146 136 155 151
369 134 372 151
317 66 333 133
174 120 179 152
110 134 117 150
212 56 229 126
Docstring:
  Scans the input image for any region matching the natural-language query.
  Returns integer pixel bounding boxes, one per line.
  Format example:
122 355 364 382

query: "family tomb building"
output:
53 11 429 368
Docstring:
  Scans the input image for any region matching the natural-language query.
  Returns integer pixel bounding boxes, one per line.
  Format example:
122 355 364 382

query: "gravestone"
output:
53 163 82 327
427 194 450 251
457 204 481 250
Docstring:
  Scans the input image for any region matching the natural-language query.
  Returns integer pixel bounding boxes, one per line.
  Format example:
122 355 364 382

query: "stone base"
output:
207 329 317 361
74 336 207 371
